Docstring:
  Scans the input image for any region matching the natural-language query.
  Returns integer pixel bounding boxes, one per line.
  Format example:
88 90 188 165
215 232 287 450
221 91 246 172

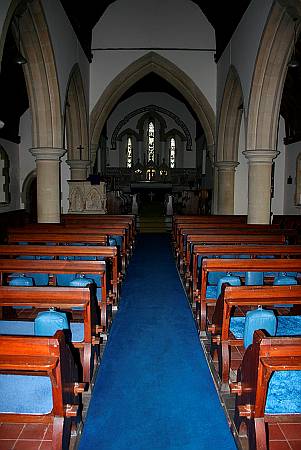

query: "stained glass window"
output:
148 121 155 162
127 136 132 168
170 137 176 168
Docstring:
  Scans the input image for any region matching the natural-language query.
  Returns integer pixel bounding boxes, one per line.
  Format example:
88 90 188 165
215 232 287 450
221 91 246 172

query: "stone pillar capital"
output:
66 159 91 170
66 159 91 181
243 149 279 164
215 160 239 171
30 147 66 161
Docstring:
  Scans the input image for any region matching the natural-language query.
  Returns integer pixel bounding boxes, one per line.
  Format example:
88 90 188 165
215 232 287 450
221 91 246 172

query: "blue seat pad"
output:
0 320 84 342
0 374 53 414
230 316 301 339
266 370 301 414
206 285 217 299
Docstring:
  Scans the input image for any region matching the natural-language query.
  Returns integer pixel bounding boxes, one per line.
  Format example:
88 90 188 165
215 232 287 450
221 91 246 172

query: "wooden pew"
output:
172 214 247 238
62 213 136 245
199 258 301 331
0 244 120 303
0 259 108 332
209 284 301 389
0 285 99 383
182 229 291 273
177 227 293 271
176 223 282 253
0 330 83 450
8 225 129 272
190 244 301 301
230 330 301 450
180 233 286 275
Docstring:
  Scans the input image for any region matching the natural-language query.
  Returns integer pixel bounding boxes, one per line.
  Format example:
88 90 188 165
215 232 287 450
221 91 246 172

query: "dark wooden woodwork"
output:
231 330 301 450
0 285 99 382
0 330 82 450
209 284 301 389
190 244 301 300
199 258 301 331
0 244 119 302
0 259 108 332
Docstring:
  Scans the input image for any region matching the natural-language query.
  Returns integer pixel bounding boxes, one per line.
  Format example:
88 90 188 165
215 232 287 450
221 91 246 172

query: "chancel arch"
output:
216 65 244 214
64 64 90 180
90 52 215 165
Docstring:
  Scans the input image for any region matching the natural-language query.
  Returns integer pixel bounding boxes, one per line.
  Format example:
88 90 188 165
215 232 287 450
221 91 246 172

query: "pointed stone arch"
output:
217 65 244 162
64 64 89 160
246 1 299 151
90 52 215 163
16 0 62 148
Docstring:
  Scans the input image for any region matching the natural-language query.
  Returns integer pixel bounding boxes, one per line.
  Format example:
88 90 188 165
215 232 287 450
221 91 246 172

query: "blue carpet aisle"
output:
79 234 236 450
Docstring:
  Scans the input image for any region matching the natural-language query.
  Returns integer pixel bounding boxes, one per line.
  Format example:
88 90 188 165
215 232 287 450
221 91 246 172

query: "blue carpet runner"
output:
79 234 236 449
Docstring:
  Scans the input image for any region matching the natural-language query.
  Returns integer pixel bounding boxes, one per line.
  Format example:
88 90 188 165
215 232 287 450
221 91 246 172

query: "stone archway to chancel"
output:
245 0 301 223
64 64 90 174
215 65 244 214
89 51 216 168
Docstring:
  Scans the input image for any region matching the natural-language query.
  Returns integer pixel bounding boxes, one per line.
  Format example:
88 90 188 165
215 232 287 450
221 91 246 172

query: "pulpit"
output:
68 180 107 214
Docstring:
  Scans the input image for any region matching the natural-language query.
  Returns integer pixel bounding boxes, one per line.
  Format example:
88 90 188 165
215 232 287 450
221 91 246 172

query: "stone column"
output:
30 147 66 223
243 149 279 224
66 159 90 180
215 161 239 214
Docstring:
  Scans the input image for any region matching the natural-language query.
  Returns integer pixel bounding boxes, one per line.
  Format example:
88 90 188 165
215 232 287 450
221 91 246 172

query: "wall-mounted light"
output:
287 175 293 184
14 16 27 65
0 120 4 129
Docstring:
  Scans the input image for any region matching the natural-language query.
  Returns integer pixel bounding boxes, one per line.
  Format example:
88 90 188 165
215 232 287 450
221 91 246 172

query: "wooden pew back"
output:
0 285 98 382
0 244 119 301
232 330 301 450
0 259 108 332
199 258 301 330
0 330 80 449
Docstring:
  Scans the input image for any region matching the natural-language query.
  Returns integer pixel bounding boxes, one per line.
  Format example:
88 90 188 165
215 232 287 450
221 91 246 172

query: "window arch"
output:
147 121 155 162
0 145 10 204
170 137 176 168
126 136 133 168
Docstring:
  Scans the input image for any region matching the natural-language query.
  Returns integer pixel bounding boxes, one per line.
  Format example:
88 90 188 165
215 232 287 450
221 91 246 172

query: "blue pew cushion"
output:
230 316 301 339
206 285 217 299
0 374 53 414
273 275 297 286
216 275 241 298
0 320 84 342
9 274 33 286
265 370 301 414
34 309 69 336
243 308 276 348
69 274 94 287
245 271 264 286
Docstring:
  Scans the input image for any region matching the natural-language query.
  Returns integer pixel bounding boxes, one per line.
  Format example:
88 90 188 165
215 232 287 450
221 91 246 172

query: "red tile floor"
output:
0 423 52 449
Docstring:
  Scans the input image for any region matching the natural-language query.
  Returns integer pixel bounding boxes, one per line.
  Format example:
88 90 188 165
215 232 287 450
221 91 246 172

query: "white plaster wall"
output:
41 0 90 112
271 116 285 215
0 138 20 212
284 141 301 215
217 0 273 117
234 116 248 214
107 92 197 168
90 0 216 112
